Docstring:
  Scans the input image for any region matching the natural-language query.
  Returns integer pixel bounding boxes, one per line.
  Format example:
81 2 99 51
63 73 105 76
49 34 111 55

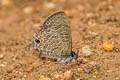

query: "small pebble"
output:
44 2 55 9
114 48 120 52
65 10 71 16
77 59 87 65
103 16 119 23
88 31 98 36
0 64 5 67
38 75 51 80
106 70 113 73
83 62 100 73
90 61 96 65
63 70 73 80
82 45 92 56
53 73 62 79
76 78 80 80
24 6 34 14
0 54 4 59
103 41 114 51
1 0 11 7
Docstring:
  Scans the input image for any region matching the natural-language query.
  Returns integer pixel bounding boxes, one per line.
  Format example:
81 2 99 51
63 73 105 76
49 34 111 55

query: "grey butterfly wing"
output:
33 12 72 59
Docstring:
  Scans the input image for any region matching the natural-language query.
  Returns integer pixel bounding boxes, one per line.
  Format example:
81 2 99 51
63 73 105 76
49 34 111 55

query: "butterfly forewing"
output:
43 12 69 29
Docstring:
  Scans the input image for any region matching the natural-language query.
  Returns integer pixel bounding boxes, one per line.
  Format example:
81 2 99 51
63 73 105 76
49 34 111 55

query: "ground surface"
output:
0 0 120 80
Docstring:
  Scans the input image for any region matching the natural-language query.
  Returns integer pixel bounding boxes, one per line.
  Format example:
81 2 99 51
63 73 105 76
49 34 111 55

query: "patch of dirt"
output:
0 0 120 80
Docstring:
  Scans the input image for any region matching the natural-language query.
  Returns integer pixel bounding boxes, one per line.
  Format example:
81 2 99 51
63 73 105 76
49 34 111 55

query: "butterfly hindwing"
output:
33 11 72 59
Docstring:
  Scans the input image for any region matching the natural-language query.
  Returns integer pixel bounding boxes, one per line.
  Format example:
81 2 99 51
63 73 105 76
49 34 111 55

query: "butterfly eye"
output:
35 39 42 44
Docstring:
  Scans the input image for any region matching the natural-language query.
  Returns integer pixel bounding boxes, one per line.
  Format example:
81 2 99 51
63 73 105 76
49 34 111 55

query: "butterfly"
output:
33 11 77 63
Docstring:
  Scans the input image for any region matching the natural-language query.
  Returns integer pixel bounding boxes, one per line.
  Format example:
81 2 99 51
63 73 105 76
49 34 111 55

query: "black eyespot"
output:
71 53 74 57
71 51 77 59
35 39 40 43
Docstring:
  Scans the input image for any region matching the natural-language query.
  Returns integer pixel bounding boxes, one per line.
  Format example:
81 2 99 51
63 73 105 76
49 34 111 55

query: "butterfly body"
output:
33 12 77 63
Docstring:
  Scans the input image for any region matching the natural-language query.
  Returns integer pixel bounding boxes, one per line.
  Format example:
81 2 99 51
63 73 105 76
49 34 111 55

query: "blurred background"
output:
0 0 120 80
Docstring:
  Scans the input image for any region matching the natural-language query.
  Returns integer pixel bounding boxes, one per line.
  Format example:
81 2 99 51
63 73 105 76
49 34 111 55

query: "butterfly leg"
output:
57 57 73 63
